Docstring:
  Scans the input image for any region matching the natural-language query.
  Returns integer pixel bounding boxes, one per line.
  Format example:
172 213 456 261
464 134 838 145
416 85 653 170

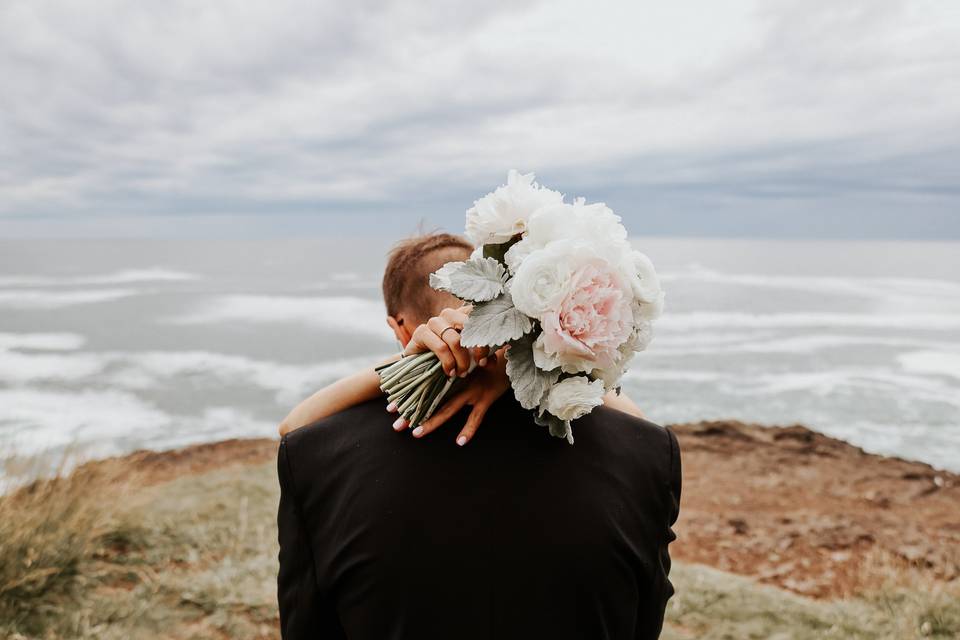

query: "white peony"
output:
504 199 630 274
622 250 662 304
544 376 606 422
593 317 654 388
465 170 564 246
637 289 665 321
503 237 535 274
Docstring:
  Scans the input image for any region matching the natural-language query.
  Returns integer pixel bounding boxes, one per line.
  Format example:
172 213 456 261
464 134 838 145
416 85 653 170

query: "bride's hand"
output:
411 349 510 446
389 305 504 444
402 306 489 377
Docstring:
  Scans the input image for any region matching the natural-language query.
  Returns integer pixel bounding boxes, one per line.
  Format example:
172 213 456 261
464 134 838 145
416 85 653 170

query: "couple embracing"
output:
277 231 681 639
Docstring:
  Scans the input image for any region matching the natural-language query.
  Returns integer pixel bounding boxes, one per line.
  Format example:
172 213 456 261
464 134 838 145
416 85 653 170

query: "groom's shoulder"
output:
278 399 397 495
583 405 676 450
578 406 681 481
281 398 391 453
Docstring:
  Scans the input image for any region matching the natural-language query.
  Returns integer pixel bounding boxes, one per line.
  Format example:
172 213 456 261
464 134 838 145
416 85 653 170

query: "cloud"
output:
0 0 958 238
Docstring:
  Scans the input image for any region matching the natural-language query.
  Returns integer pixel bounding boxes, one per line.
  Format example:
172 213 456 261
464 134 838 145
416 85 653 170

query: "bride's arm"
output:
279 305 485 436
281 304 484 437
278 353 401 436
602 390 645 418
279 305 645 440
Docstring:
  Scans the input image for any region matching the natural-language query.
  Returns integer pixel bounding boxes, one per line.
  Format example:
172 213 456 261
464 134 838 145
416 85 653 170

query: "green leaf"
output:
459 293 532 348
505 333 560 410
429 256 507 303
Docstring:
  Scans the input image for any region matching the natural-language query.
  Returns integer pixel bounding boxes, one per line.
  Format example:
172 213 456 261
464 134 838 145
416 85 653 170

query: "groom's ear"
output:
387 315 412 347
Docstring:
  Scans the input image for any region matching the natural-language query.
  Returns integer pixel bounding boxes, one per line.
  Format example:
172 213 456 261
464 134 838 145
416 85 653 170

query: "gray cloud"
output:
1 0 958 238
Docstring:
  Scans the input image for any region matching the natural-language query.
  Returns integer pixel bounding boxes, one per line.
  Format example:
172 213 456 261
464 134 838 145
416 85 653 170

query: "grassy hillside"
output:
1 454 957 639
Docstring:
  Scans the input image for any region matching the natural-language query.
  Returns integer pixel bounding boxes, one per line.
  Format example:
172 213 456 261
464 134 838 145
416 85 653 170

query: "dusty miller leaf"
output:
534 411 574 444
429 256 507 303
459 292 532 348
506 333 560 410
429 262 461 294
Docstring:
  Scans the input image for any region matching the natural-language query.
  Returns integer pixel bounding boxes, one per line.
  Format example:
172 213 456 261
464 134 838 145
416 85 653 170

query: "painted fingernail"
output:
412 426 424 437
386 401 397 412
457 436 467 446
392 417 406 431
478 358 487 366
459 371 468 378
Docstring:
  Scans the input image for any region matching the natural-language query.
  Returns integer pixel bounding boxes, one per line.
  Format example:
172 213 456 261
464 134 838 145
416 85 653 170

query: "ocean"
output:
1 237 958 475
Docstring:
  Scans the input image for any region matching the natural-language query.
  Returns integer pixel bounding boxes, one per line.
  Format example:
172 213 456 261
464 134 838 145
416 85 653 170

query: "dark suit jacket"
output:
277 394 681 640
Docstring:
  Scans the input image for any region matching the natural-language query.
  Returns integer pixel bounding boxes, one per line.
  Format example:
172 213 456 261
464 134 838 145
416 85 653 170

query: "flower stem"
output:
379 352 434 387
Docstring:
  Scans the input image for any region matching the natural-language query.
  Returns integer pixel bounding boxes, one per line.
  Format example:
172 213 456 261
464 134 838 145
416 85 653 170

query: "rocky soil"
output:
671 420 960 598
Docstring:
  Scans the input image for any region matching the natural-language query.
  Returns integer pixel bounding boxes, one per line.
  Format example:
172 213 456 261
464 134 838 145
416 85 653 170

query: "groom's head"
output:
383 232 473 346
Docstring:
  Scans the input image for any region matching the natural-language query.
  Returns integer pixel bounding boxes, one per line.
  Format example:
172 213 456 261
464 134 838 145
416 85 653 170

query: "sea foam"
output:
648 333 959 356
661 312 960 332
0 268 198 287
0 345 373 408
0 390 273 468
0 288 138 309
0 388 171 454
0 332 86 351
661 266 960 302
169 294 393 340
898 350 960 381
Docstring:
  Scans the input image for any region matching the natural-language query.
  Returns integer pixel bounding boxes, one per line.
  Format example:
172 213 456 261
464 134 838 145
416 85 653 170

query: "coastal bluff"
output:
3 420 958 639
92 419 960 598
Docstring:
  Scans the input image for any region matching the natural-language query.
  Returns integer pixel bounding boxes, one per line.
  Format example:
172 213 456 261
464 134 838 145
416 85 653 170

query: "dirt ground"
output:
671 420 960 597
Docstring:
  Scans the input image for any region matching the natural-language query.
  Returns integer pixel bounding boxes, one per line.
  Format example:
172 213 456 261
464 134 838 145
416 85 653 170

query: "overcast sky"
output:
2 0 959 239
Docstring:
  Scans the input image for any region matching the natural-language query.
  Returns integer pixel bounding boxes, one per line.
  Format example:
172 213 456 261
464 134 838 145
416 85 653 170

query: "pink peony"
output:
537 259 634 373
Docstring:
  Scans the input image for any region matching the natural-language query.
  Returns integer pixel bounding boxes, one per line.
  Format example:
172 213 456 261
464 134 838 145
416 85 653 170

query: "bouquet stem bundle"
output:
376 352 463 427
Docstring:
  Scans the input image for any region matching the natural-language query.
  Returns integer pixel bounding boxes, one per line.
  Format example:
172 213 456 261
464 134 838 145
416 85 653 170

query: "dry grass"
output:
0 460 134 637
663 563 960 639
1 455 957 639
0 456 278 639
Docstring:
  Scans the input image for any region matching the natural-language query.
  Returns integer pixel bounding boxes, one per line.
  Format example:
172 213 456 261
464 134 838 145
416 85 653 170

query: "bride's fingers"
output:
427 317 470 376
471 346 490 367
441 308 484 366
446 339 471 377
402 325 431 355
411 325 457 375
440 307 469 327
412 391 470 438
456 405 486 446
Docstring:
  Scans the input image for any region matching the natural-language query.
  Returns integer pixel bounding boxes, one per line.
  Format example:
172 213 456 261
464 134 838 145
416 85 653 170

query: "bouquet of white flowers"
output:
376 170 664 442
